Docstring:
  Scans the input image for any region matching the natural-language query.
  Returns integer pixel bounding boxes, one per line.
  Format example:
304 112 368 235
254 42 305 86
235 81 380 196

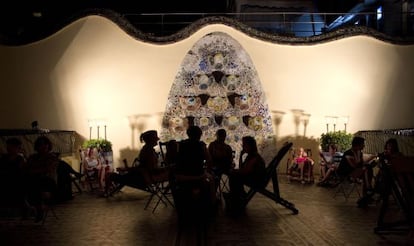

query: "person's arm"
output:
306 156 315 165
203 144 213 171
345 153 360 168
319 152 328 165
239 149 249 168
227 146 235 168
238 155 259 176
363 153 378 164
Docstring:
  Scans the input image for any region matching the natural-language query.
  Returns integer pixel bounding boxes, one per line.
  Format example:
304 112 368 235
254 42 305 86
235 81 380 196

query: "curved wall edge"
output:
1 8 414 46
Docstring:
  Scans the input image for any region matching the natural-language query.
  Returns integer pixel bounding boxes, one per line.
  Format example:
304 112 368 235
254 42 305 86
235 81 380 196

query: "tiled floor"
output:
0 174 412 246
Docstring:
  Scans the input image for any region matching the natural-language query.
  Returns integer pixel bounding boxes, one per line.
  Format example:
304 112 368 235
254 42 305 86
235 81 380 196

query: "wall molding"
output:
1 8 413 46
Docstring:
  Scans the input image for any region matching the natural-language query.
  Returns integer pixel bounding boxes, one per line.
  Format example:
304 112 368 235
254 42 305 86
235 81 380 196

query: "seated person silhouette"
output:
172 125 215 221
224 136 266 215
336 136 377 208
106 130 168 195
0 138 26 211
208 128 234 193
317 144 343 187
24 136 59 222
82 147 104 188
364 138 403 208
164 139 178 167
56 158 83 202
287 147 314 183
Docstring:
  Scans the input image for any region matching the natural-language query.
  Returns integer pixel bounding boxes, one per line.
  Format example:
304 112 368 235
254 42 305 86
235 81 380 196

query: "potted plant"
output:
82 139 113 167
320 131 353 152
82 139 112 152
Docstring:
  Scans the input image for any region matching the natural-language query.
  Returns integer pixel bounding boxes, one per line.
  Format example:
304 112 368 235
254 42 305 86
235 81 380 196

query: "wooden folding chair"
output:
243 142 299 214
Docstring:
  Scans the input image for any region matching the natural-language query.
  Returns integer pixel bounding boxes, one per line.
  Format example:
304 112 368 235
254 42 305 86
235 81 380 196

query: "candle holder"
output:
88 119 95 140
332 116 338 132
341 116 349 132
325 116 336 133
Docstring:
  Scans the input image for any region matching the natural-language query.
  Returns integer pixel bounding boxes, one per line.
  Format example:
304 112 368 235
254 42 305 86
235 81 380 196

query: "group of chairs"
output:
77 142 414 236
286 148 315 184
284 146 367 201
83 141 299 216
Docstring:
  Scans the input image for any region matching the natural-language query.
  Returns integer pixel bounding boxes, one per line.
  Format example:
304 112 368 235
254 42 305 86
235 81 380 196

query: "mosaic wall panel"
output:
161 32 276 161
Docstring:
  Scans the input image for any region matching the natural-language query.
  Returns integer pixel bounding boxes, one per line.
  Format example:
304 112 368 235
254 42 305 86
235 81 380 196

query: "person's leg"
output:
318 167 333 185
226 174 246 214
299 163 304 182
320 164 327 180
229 174 243 198
362 167 374 196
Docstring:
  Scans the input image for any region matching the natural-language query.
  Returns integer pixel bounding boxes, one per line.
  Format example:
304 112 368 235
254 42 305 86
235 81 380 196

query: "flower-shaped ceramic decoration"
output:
197 74 212 90
223 74 240 92
207 96 228 113
248 116 264 131
168 117 188 132
195 116 213 131
179 96 201 111
235 94 251 110
209 52 227 70
224 116 240 130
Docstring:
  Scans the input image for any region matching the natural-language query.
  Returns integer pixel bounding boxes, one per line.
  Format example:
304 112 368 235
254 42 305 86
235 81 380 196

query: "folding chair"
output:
144 178 174 213
215 173 229 202
71 174 82 194
41 201 58 225
243 142 299 214
106 159 174 213
158 140 179 167
332 174 362 201
159 141 168 167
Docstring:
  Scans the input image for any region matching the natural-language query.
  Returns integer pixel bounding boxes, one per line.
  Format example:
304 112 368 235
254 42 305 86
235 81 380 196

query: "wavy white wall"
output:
1 15 413 165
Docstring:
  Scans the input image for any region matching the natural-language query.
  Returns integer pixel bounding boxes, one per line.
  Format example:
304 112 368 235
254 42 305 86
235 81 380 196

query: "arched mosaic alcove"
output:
160 32 276 162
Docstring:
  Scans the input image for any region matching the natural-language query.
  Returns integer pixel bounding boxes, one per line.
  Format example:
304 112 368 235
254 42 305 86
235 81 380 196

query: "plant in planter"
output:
320 131 353 152
82 139 113 168
82 139 112 152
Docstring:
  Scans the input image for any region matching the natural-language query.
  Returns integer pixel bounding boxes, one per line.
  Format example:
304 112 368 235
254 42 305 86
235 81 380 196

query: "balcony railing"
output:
123 12 414 38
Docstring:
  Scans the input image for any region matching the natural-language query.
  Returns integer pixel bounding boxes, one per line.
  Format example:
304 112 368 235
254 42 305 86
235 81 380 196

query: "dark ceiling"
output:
0 0 361 45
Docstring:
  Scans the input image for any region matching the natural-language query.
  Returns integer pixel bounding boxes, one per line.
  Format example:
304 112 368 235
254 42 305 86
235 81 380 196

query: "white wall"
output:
1 15 414 166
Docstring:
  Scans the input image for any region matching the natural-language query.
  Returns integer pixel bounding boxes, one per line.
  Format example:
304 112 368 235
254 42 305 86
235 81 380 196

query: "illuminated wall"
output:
1 15 413 166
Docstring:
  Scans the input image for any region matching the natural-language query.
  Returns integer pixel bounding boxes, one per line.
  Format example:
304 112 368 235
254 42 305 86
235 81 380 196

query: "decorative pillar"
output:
301 113 311 137
271 110 285 138
291 109 304 137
